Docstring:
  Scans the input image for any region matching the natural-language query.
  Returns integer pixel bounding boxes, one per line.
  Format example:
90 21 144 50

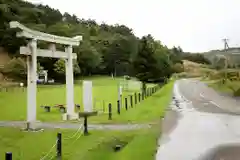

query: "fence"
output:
105 85 161 121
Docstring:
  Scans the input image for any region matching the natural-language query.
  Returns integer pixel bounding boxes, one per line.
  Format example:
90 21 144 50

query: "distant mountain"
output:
203 48 240 65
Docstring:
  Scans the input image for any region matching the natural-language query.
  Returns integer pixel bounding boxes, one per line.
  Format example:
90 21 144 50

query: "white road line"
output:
200 93 204 98
209 101 220 107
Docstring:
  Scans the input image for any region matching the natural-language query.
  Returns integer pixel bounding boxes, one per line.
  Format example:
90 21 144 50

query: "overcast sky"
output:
27 0 240 52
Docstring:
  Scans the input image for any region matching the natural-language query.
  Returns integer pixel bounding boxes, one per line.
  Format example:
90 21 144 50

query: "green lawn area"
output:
89 81 174 124
0 76 175 160
0 77 144 122
0 76 174 123
0 126 160 160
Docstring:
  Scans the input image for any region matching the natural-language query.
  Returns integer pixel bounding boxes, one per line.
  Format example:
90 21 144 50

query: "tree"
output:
0 0 177 82
1 57 27 80
133 36 159 92
76 41 102 75
102 34 135 76
54 59 81 77
182 53 210 64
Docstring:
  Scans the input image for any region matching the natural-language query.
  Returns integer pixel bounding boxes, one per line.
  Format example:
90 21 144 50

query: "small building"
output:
37 70 48 83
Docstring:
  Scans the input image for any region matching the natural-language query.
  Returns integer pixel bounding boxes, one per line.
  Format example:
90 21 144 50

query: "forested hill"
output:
0 0 193 82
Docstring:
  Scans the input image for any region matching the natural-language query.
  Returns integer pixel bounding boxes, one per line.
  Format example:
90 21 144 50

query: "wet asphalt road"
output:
156 79 240 160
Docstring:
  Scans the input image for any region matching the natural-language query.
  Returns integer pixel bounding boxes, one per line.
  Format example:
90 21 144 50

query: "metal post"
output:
138 93 141 102
57 133 62 160
117 100 121 114
108 103 112 120
135 93 137 105
5 152 12 160
130 95 133 108
125 98 128 110
84 116 89 135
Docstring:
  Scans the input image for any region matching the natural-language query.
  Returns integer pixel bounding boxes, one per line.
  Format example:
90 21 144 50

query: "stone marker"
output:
118 85 123 107
83 81 93 112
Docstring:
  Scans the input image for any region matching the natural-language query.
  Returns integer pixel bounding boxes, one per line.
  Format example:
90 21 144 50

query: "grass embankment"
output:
208 80 240 96
89 81 174 124
0 126 160 160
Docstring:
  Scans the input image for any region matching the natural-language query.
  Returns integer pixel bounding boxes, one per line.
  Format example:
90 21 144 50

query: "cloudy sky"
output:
27 0 240 52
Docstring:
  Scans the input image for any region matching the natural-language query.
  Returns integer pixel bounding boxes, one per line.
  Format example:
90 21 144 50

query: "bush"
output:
234 88 240 97
0 58 27 80
124 75 131 80
172 63 184 73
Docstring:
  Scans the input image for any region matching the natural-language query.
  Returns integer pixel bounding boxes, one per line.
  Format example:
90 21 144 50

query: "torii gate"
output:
10 21 82 129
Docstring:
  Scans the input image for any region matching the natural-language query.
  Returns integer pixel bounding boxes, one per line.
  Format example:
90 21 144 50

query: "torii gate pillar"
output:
65 45 75 116
27 39 37 123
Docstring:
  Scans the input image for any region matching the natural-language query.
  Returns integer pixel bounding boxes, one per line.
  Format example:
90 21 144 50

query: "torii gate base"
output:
10 21 82 130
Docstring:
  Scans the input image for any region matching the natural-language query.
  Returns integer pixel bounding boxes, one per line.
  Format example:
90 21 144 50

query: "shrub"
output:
172 63 184 73
234 88 240 97
1 58 27 80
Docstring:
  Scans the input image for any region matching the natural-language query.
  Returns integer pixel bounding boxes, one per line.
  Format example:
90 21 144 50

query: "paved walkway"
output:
156 79 240 160
0 121 151 130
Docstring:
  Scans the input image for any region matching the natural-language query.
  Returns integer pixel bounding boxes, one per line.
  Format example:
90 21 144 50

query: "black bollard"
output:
57 133 62 160
130 95 133 108
135 93 137 105
84 116 89 135
125 98 128 110
5 152 12 160
117 100 121 114
142 92 144 100
138 93 141 102
108 103 112 120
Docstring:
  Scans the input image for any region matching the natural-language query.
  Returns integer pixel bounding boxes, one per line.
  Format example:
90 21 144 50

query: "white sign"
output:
119 85 123 95
83 81 93 112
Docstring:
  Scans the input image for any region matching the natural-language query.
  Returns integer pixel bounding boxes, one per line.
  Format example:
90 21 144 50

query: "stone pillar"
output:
65 45 75 116
118 85 122 106
83 81 93 112
27 39 37 124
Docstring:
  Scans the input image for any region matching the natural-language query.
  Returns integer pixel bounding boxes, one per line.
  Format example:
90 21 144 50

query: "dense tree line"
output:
0 0 186 84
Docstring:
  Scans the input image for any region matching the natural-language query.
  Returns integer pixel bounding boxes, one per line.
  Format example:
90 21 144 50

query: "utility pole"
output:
222 38 229 51
222 38 230 81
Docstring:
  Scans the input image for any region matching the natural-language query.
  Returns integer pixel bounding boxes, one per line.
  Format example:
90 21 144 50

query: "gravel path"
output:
0 121 151 130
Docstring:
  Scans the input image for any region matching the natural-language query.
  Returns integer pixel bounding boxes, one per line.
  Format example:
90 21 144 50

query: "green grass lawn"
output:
0 76 174 160
207 80 240 96
0 126 160 160
0 76 158 122
89 81 174 124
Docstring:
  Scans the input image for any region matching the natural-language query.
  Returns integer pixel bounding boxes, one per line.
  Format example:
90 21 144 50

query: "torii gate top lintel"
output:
10 21 82 46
